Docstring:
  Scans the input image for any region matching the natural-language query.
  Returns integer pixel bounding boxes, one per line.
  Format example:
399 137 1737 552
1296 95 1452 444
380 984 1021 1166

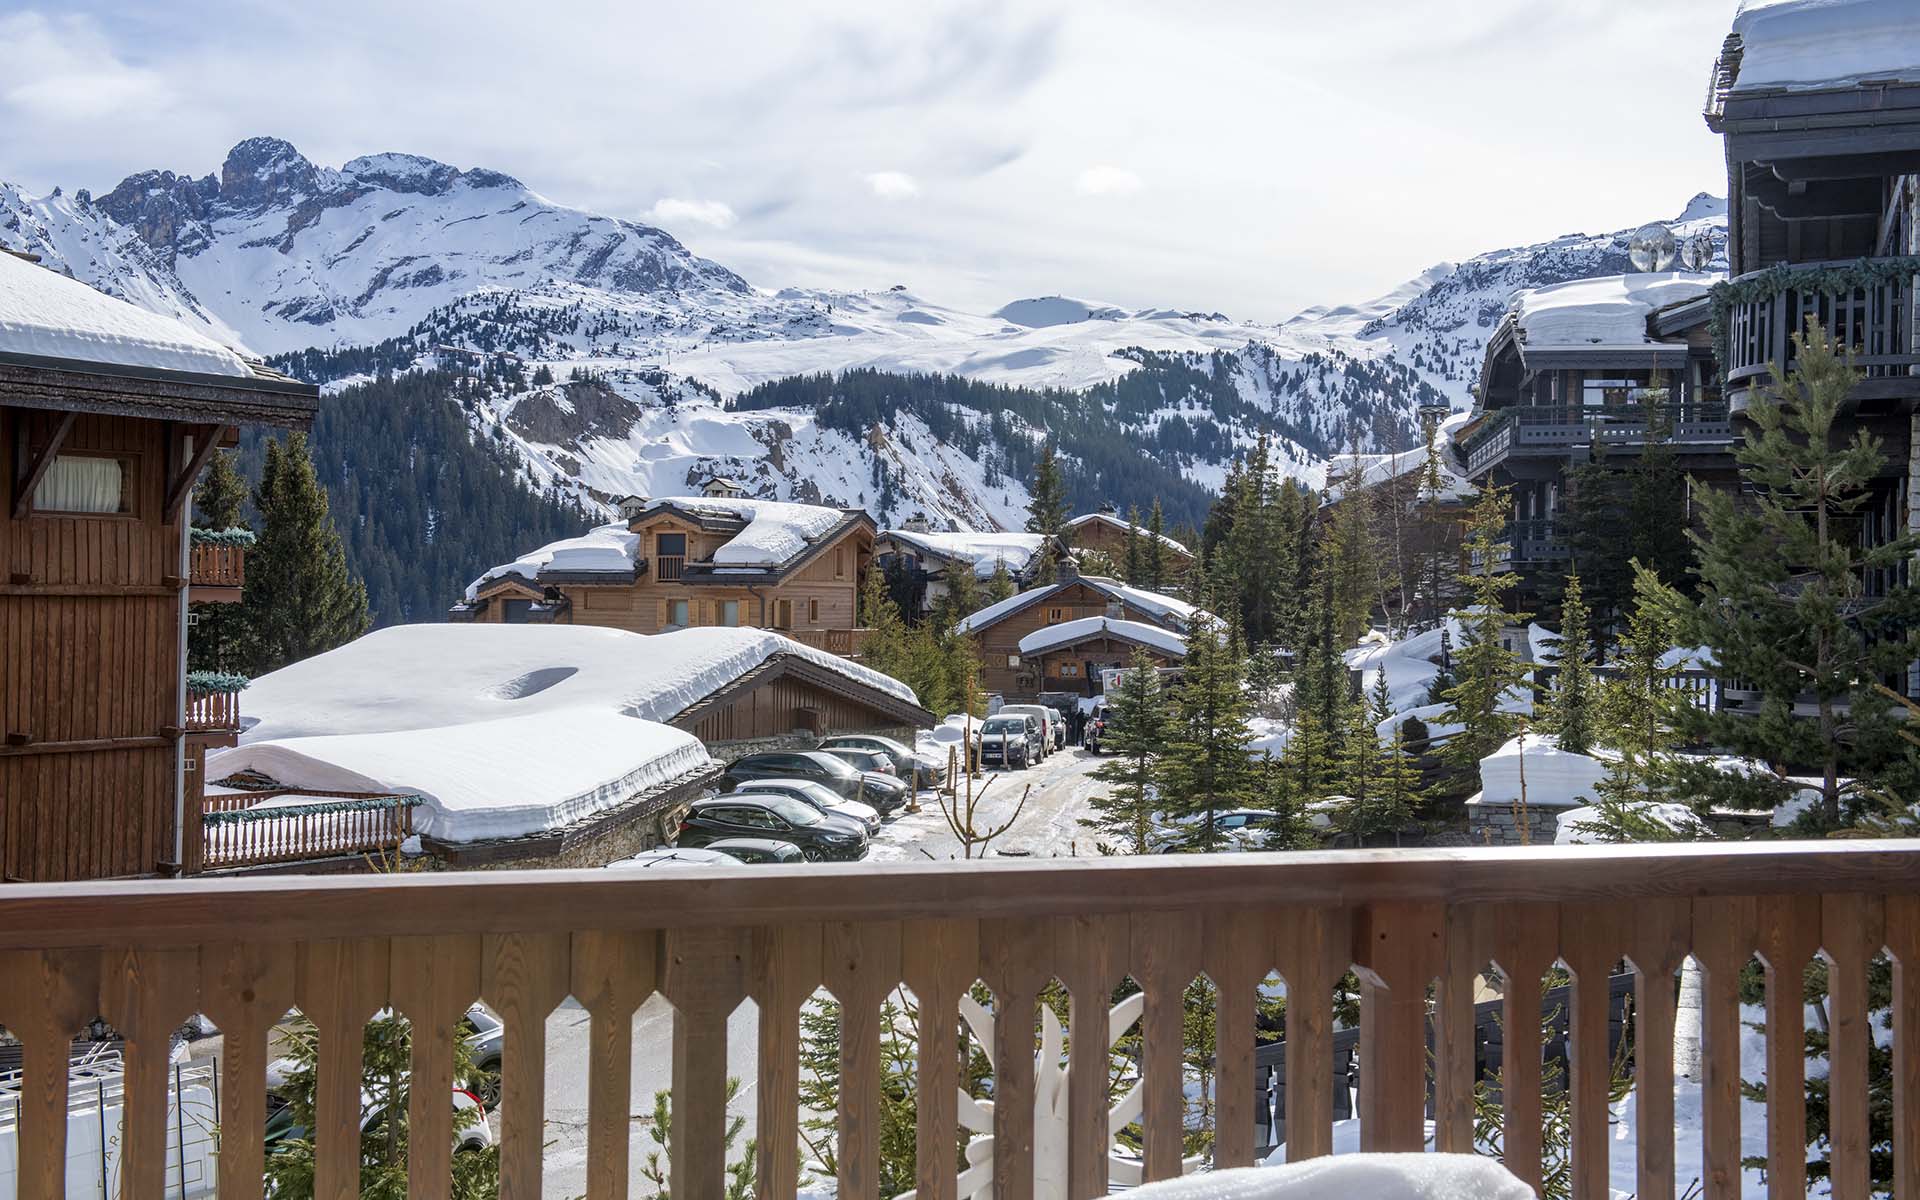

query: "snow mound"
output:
0 249 255 378
1017 615 1188 658
1184 1156 1529 1200
1556 801 1709 844
1473 733 1607 811
466 522 637 599
648 496 847 566
1514 273 1720 348
991 296 1128 328
1733 0 1920 92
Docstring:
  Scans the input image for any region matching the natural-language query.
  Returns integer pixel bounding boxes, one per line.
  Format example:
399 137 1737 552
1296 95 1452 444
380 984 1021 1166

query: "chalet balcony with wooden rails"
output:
0 842 1914 1200
1721 260 1920 409
186 529 249 604
1457 403 1734 479
186 787 420 873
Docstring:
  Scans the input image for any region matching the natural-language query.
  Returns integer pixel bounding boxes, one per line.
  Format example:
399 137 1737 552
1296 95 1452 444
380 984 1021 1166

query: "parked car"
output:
1085 702 1110 754
818 745 896 778
1151 809 1295 853
817 734 945 787
731 778 882 832
676 795 869 861
1000 704 1065 753
605 846 742 870
266 1085 492 1153
977 713 1042 770
723 751 909 814
703 837 806 863
458 1004 505 1107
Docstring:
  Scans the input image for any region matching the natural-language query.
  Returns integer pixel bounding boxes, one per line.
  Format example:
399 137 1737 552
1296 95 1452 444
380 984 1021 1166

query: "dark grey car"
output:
723 750 909 814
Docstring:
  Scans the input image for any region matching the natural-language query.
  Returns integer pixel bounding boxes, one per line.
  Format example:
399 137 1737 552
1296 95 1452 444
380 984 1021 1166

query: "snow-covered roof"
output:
209 623 920 842
1513 273 1721 350
466 522 638 600
642 496 849 567
1732 0 1920 92
0 249 257 379
1470 733 1608 811
1065 511 1191 555
954 575 1200 635
1017 615 1189 658
882 528 1046 578
1321 411 1474 506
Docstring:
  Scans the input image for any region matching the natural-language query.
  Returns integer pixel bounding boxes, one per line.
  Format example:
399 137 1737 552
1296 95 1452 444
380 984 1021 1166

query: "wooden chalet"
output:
872 519 1050 615
0 249 317 881
454 496 876 656
955 561 1201 698
1014 615 1188 698
1065 506 1195 571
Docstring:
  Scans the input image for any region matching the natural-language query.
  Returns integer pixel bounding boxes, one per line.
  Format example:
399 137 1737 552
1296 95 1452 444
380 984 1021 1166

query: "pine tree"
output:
1413 421 1453 632
1333 673 1420 846
859 565 912 681
1540 573 1596 755
194 448 248 528
1157 601 1255 850
983 560 1017 606
1439 485 1532 779
1082 649 1172 854
1124 505 1144 585
242 433 370 676
1145 497 1168 592
189 450 253 673
1320 475 1379 646
1597 564 1686 774
1676 321 1920 827
1025 442 1071 571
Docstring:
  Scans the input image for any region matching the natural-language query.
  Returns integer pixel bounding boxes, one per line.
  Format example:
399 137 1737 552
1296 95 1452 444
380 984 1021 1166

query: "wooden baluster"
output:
1560 903 1626 1200
484 932 572 1200
823 921 902 1200
1823 893 1885 1200
902 919 979 1200
0 949 100 1200
1486 903 1559 1193
1273 906 1349 1162
662 927 748 1200
977 918 1048 1200
298 938 391 1200
569 929 656 1200
1353 901 1443 1152
1054 913 1126 1200
99 945 200 1200
1433 904 1486 1154
751 923 823 1200
200 941 295 1200
1624 898 1690 1200
1203 911 1269 1169
392 935 483 1200
1694 896 1757 1200
1755 895 1821 1200
1888 893 1920 1200
1130 911 1202 1181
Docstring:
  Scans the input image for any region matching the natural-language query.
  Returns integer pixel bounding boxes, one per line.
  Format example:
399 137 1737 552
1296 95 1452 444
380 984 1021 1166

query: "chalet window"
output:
775 599 793 629
656 533 687 556
808 598 820 623
500 599 533 624
33 455 128 515
1047 607 1066 624
834 548 846 578
721 600 740 627
1060 663 1079 677
669 599 690 627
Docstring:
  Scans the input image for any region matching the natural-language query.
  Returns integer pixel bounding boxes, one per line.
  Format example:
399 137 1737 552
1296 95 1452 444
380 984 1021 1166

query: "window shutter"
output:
657 598 668 629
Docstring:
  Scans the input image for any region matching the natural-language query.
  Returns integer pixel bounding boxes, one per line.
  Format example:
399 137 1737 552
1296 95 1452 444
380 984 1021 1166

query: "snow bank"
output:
466 522 639 599
1733 0 1920 92
0 249 256 378
886 528 1045 577
1514 273 1720 349
648 496 845 566
1555 801 1709 844
1197 1155 1528 1200
1018 615 1188 659
1473 733 1608 810
1345 626 1446 717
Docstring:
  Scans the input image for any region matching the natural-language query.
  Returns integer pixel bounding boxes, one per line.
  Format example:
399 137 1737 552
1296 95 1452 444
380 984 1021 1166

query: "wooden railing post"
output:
200 941 296 1200
1823 892 1885 1200
0 949 101 1200
1560 903 1627 1200
1203 911 1268 1170
1694 897 1758 1200
980 918 1049 1199
392 935 483 1200
567 930 656 1200
751 924 823 1200
100 946 200 1200
825 921 903 1200
1054 914 1126 1199
1755 895 1821 1200
1888 893 1920 1200
484 932 572 1200
663 928 748 1200
1624 898 1691 1200
1273 906 1348 1162
1487 904 1558 1192
1352 902 1443 1152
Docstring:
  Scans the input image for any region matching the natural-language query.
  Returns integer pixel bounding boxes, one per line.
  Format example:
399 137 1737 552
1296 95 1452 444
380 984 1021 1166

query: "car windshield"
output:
983 718 1023 733
806 753 858 778
763 796 824 826
749 780 834 805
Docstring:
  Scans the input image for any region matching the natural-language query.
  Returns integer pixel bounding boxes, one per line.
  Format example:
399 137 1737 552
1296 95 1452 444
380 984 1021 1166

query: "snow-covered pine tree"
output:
1439 484 1532 780
1081 648 1172 854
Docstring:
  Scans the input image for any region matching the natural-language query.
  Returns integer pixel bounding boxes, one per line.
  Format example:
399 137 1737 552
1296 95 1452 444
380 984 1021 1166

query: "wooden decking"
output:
0 842 1913 1200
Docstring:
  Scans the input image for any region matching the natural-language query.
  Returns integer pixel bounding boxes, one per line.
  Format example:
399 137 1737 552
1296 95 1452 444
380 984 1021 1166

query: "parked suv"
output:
978 713 1042 770
722 750 909 814
817 734 944 787
818 745 896 778
732 777 882 832
676 795 868 861
1085 702 1110 755
1000 704 1064 753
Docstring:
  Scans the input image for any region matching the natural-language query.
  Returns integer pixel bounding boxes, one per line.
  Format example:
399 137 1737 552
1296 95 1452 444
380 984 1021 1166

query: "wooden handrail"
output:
188 541 246 589
0 842 1912 1200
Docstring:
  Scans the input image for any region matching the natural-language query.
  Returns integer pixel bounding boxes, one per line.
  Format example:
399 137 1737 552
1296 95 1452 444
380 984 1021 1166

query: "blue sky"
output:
0 1 1734 321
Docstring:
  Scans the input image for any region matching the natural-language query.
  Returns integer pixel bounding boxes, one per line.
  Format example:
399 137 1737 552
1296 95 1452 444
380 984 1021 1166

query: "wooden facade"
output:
1024 631 1183 698
670 654 932 748
0 339 315 881
1067 511 1194 569
968 575 1187 699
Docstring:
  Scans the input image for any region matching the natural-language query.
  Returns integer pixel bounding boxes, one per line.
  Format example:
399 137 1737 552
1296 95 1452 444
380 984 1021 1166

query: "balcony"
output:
187 528 251 604
656 554 686 582
0 842 1911 1199
187 788 420 873
1459 405 1733 478
183 673 246 745
1471 519 1568 572
786 626 876 659
1723 259 1920 404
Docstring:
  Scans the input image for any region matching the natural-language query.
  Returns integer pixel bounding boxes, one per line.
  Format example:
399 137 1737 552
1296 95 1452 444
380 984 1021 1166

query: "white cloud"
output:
0 12 173 122
863 171 920 200
643 197 738 229
1074 165 1142 196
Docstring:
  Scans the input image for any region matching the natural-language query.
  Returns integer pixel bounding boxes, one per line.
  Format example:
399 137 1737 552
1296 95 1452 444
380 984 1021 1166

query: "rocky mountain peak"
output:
219 136 321 211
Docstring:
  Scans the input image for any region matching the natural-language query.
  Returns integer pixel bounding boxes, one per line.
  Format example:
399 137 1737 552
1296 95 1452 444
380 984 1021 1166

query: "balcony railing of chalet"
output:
187 542 246 591
657 554 686 582
1470 519 1567 571
183 674 247 734
0 843 1914 1200
1461 405 1732 476
188 788 420 873
1724 259 1920 393
786 626 876 658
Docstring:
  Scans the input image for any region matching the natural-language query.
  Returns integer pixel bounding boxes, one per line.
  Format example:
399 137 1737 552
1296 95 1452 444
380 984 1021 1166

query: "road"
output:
534 743 1109 1197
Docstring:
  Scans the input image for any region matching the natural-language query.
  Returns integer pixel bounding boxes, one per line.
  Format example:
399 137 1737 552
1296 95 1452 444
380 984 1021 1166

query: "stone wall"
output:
1465 800 1565 846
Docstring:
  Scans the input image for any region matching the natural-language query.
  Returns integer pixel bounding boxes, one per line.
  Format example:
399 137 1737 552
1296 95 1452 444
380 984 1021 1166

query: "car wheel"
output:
802 846 825 862
474 1060 502 1109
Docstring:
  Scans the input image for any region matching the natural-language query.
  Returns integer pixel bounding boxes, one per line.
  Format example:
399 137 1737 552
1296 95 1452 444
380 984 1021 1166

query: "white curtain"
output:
35 456 123 514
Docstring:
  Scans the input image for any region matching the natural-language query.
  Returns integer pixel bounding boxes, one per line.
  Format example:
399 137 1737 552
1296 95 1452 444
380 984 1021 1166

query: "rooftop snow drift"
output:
1513 274 1720 349
1732 0 1920 92
0 249 256 379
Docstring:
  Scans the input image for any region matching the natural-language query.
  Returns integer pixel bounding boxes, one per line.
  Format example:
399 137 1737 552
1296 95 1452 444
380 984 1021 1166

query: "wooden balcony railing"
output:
0 843 1913 1200
786 626 875 658
1461 405 1733 477
1724 258 1920 394
183 686 242 734
188 541 246 594
188 789 420 873
656 554 686 582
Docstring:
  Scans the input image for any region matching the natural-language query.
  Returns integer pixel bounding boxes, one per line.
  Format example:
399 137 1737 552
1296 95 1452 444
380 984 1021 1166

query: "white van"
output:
0 1048 218 1200
999 704 1064 755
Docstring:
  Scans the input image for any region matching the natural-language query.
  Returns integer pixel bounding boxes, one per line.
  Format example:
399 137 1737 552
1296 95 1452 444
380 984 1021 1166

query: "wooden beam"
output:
164 423 227 522
11 410 76 519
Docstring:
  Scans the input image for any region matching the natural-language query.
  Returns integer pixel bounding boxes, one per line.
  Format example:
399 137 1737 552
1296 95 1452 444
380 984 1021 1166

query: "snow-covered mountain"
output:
0 137 1728 530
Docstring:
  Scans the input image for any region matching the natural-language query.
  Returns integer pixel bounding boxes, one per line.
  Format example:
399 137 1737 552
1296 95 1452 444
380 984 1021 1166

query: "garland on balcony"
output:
1709 255 1920 370
202 794 421 825
189 526 258 547
185 670 251 694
